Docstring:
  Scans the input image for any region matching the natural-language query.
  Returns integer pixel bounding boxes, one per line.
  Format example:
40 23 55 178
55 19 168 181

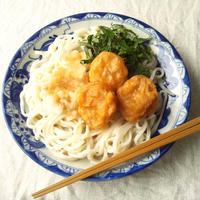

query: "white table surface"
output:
1 0 200 199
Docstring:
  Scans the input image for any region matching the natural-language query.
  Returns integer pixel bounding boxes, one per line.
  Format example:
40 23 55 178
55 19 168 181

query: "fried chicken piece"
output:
76 82 117 129
117 75 158 123
89 52 128 91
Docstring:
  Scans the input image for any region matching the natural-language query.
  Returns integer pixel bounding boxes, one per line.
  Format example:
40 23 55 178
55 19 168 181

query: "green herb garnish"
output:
79 24 153 77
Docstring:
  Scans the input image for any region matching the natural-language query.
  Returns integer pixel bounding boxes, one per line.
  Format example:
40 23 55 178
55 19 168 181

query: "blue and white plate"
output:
2 12 191 181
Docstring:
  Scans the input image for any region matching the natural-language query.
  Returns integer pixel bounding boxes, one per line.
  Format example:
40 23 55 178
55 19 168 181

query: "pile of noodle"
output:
20 28 169 163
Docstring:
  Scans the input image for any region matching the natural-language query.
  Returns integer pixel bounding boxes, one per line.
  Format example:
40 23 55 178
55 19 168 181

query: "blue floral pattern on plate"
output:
2 12 191 181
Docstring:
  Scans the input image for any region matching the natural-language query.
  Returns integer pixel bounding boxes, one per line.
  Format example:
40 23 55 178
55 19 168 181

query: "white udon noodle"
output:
20 28 169 163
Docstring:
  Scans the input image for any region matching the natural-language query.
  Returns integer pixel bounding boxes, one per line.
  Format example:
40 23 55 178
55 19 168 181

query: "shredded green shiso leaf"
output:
79 24 154 77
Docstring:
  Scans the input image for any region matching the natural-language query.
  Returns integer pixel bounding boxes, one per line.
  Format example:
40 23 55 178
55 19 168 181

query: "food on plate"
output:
89 51 128 90
80 24 154 77
76 82 117 129
117 75 158 123
20 24 169 163
44 51 89 109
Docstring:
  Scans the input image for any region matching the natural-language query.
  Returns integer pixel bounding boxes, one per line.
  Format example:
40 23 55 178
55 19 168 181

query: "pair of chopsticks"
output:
32 116 200 199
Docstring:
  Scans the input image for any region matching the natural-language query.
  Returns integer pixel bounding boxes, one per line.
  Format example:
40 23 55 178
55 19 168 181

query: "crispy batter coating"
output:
89 52 128 91
76 82 117 129
117 75 158 123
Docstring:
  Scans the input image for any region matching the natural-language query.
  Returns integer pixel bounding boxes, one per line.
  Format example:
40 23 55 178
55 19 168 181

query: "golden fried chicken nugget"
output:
117 75 158 123
76 82 117 129
89 52 128 91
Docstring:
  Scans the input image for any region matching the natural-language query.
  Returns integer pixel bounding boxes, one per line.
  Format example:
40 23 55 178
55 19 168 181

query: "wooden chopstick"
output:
32 116 200 199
